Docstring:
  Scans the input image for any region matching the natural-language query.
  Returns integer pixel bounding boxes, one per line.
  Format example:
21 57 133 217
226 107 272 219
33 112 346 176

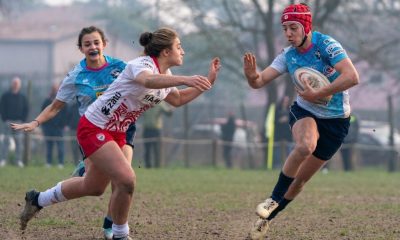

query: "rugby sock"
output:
270 171 294 202
112 222 129 238
267 197 292 221
32 191 43 209
103 216 113 229
38 182 67 207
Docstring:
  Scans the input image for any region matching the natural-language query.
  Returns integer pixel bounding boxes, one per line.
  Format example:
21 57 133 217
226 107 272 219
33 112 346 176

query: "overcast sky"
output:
44 0 87 6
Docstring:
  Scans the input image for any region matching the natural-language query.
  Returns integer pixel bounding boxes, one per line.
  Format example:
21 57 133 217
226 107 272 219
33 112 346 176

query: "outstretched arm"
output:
164 57 221 107
10 99 66 132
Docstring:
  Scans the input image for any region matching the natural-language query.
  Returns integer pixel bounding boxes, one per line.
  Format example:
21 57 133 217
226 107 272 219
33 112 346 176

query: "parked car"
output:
357 120 400 166
190 118 260 145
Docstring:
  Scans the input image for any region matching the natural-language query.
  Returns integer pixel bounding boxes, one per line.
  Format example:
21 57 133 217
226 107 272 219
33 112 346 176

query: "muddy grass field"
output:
0 166 399 240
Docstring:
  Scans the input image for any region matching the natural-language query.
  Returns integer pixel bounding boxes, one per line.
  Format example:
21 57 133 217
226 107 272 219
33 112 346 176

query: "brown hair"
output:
77 26 107 48
139 27 178 57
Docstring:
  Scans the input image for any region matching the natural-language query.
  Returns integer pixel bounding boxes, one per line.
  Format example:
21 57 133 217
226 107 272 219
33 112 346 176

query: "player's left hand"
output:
296 78 320 103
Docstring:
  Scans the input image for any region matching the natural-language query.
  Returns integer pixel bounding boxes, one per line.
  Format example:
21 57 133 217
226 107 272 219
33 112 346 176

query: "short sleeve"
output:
270 50 288 73
56 65 81 103
129 57 157 79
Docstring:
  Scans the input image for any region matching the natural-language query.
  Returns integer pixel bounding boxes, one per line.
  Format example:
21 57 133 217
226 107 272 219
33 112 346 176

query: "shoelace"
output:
263 200 278 211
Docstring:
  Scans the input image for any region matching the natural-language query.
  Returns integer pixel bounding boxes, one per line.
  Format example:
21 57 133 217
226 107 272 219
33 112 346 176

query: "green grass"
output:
0 166 399 239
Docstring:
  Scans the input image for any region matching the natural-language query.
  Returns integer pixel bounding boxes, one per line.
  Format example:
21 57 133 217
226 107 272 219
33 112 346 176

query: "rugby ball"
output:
293 67 332 105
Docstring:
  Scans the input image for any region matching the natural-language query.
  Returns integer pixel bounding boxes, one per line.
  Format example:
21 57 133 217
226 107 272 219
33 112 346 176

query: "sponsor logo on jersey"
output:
101 92 122 116
110 68 122 78
323 38 335 45
323 66 336 78
142 94 162 104
329 49 345 58
96 133 105 141
325 42 341 55
96 91 104 98
314 50 321 60
140 58 155 70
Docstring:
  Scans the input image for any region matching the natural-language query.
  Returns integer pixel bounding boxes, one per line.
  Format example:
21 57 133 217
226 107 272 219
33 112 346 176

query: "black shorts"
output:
289 102 350 160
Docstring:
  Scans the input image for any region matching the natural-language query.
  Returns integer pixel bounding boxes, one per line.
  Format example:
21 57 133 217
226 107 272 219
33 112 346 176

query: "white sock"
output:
38 182 67 207
112 223 129 238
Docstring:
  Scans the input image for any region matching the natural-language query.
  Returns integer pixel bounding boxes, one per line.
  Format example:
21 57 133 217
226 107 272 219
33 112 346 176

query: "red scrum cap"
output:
281 3 312 35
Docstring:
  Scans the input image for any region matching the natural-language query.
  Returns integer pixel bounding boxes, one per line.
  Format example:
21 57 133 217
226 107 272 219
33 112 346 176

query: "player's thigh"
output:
292 117 319 148
83 160 110 193
89 141 134 184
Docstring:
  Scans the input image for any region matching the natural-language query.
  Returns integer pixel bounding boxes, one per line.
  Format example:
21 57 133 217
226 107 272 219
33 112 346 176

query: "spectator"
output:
221 113 236 168
142 102 173 168
0 76 28 167
41 82 68 168
341 114 359 171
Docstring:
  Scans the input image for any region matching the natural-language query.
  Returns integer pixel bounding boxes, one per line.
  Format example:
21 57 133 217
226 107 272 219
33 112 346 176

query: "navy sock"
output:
103 216 113 229
270 171 294 202
32 192 43 209
267 197 292 221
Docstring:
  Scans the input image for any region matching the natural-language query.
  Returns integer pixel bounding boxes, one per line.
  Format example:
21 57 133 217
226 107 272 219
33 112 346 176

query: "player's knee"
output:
117 171 136 194
294 142 315 157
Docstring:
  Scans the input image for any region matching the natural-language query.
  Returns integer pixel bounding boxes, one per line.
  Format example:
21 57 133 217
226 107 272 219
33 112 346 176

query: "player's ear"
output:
161 48 170 57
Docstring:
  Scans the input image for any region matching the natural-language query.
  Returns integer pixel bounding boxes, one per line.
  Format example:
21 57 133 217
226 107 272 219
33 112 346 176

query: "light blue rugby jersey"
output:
56 56 126 116
271 31 350 118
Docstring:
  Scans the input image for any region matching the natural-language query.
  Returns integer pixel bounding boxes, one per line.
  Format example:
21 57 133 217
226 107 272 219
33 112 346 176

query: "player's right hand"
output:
10 121 38 132
184 75 212 92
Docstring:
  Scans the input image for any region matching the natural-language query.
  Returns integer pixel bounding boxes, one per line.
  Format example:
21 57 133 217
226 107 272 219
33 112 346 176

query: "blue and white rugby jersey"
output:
271 31 350 118
56 56 126 116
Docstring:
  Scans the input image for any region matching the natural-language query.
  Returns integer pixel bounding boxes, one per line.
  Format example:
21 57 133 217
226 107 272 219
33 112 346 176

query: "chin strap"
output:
297 35 308 48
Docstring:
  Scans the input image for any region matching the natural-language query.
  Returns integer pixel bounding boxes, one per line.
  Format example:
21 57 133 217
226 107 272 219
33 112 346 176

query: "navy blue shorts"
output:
125 123 137 148
289 102 350 160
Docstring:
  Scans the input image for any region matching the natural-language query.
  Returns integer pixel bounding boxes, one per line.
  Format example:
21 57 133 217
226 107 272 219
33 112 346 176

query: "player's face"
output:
282 22 304 47
79 32 106 62
168 37 185 66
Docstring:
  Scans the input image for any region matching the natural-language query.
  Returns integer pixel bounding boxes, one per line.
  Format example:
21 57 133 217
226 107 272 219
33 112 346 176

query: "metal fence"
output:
1 132 398 171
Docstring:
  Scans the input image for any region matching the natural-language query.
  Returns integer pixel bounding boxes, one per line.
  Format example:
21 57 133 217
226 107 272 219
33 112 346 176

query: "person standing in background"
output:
0 76 28 167
220 113 236 168
41 82 68 168
142 102 173 168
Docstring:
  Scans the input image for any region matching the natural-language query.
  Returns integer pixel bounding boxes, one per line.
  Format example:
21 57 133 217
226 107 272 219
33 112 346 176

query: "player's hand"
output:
207 57 221 85
183 75 212 92
10 121 39 132
243 53 260 82
296 78 320 103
